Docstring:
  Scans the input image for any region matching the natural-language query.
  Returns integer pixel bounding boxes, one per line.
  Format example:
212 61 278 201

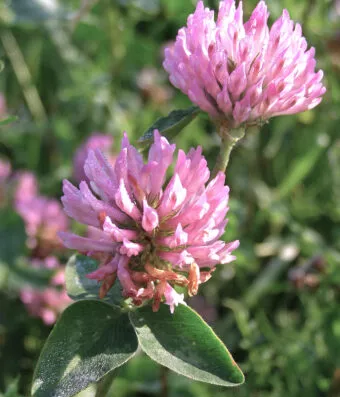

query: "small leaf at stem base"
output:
138 106 200 150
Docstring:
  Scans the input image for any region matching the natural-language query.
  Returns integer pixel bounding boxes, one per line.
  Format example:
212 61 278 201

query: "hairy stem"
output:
211 125 245 179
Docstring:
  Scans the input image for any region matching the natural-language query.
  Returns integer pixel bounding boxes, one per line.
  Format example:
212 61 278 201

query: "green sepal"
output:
65 254 123 307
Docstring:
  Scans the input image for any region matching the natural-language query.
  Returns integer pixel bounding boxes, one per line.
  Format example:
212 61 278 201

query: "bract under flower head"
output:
163 0 326 128
60 131 239 313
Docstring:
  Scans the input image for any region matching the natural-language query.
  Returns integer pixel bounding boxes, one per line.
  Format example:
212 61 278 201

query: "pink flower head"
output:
20 257 72 325
60 130 239 313
73 134 115 184
15 172 69 254
163 0 326 128
14 171 38 202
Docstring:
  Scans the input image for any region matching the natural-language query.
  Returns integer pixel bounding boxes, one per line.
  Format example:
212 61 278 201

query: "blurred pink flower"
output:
163 0 326 128
20 257 72 325
0 159 11 183
60 130 239 313
14 171 38 202
14 172 69 254
73 134 115 184
137 67 173 105
31 256 60 270
0 93 7 118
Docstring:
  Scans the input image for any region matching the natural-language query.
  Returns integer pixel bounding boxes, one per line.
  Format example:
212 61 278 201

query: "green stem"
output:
0 30 47 124
95 371 116 397
211 125 245 179
161 366 169 397
69 0 99 33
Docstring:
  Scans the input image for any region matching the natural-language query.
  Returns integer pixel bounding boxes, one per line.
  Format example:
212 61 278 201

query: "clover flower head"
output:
163 0 326 128
15 172 69 253
20 257 71 325
60 131 239 313
74 134 115 184
14 171 38 203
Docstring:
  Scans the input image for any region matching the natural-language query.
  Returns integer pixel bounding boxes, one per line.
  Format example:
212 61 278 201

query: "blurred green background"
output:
0 0 340 396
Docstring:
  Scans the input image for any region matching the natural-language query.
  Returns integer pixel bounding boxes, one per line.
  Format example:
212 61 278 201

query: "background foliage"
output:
0 0 340 396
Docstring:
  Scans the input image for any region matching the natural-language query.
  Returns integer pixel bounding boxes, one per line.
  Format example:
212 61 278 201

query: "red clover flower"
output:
163 0 326 129
60 131 239 313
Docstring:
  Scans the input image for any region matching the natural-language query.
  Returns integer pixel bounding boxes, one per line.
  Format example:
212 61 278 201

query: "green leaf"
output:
129 304 244 387
3 378 24 397
275 144 326 199
0 115 18 126
0 208 26 266
32 300 138 397
138 106 200 150
7 258 54 290
0 208 54 291
65 254 122 307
